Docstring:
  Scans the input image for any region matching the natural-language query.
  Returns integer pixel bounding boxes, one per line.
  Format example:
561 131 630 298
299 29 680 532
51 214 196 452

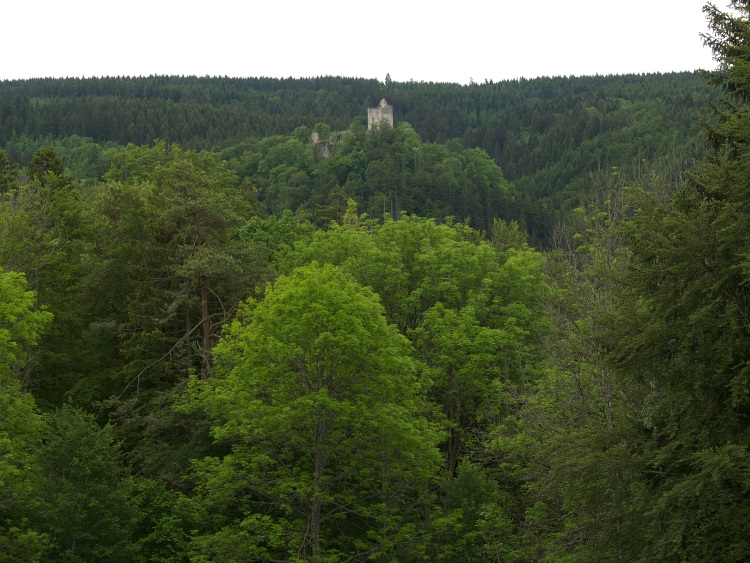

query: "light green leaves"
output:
192 263 442 560
0 271 52 377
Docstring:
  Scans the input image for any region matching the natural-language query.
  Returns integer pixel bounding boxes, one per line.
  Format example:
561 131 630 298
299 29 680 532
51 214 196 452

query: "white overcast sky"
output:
2 0 718 84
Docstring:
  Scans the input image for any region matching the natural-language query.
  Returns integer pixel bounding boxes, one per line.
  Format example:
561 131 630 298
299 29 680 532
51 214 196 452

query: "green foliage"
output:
426 460 516 561
497 6 750 560
0 271 50 561
604 175 750 559
98 141 259 380
0 72 714 244
33 406 135 561
583 6 750 556
27 146 65 181
0 525 49 562
0 149 17 193
495 174 648 560
315 185 349 227
128 477 190 562
5 135 122 183
281 213 550 560
313 121 332 140
0 147 91 406
0 17 733 558
77 142 267 496
0 271 52 376
189 263 443 560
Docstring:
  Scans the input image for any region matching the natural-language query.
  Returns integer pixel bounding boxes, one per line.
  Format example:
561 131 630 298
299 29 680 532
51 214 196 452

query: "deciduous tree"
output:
190 263 442 561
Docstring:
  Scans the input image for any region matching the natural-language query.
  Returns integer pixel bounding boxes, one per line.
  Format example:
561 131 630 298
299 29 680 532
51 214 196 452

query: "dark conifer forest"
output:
2 2 750 561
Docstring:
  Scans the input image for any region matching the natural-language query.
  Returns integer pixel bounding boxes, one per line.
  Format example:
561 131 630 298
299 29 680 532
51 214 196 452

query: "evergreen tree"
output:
0 148 89 406
27 147 66 183
0 149 17 193
515 3 750 559
604 3 750 558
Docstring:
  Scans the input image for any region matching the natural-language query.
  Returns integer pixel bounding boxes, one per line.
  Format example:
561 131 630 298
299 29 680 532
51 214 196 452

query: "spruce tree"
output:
599 2 750 559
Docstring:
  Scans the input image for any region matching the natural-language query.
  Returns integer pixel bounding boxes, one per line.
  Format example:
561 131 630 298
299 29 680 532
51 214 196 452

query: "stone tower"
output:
367 98 394 130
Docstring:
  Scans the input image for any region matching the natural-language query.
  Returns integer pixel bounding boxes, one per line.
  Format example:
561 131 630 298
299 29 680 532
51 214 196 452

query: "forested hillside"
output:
0 71 715 244
2 2 750 561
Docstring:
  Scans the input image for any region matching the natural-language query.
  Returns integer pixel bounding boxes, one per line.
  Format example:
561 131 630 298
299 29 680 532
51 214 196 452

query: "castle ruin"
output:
368 98 394 130
313 100 395 158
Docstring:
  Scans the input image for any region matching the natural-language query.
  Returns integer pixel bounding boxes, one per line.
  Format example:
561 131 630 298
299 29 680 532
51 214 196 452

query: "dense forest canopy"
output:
2 2 750 560
1 71 716 244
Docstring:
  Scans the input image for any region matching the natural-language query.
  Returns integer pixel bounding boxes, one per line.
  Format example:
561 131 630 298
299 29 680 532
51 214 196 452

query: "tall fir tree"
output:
592 2 750 559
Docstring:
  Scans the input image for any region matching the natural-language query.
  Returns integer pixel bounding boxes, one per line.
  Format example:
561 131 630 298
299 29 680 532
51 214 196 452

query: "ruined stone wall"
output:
368 99 394 130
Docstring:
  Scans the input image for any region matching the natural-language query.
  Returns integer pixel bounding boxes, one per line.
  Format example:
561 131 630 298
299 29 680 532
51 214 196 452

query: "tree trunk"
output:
310 486 322 563
200 272 212 379
310 411 327 562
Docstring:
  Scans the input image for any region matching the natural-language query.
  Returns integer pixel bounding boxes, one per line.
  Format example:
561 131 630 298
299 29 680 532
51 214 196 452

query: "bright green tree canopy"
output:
192 263 443 561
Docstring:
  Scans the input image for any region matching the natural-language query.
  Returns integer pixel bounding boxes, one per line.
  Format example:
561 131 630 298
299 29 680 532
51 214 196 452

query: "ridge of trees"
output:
1 71 716 244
